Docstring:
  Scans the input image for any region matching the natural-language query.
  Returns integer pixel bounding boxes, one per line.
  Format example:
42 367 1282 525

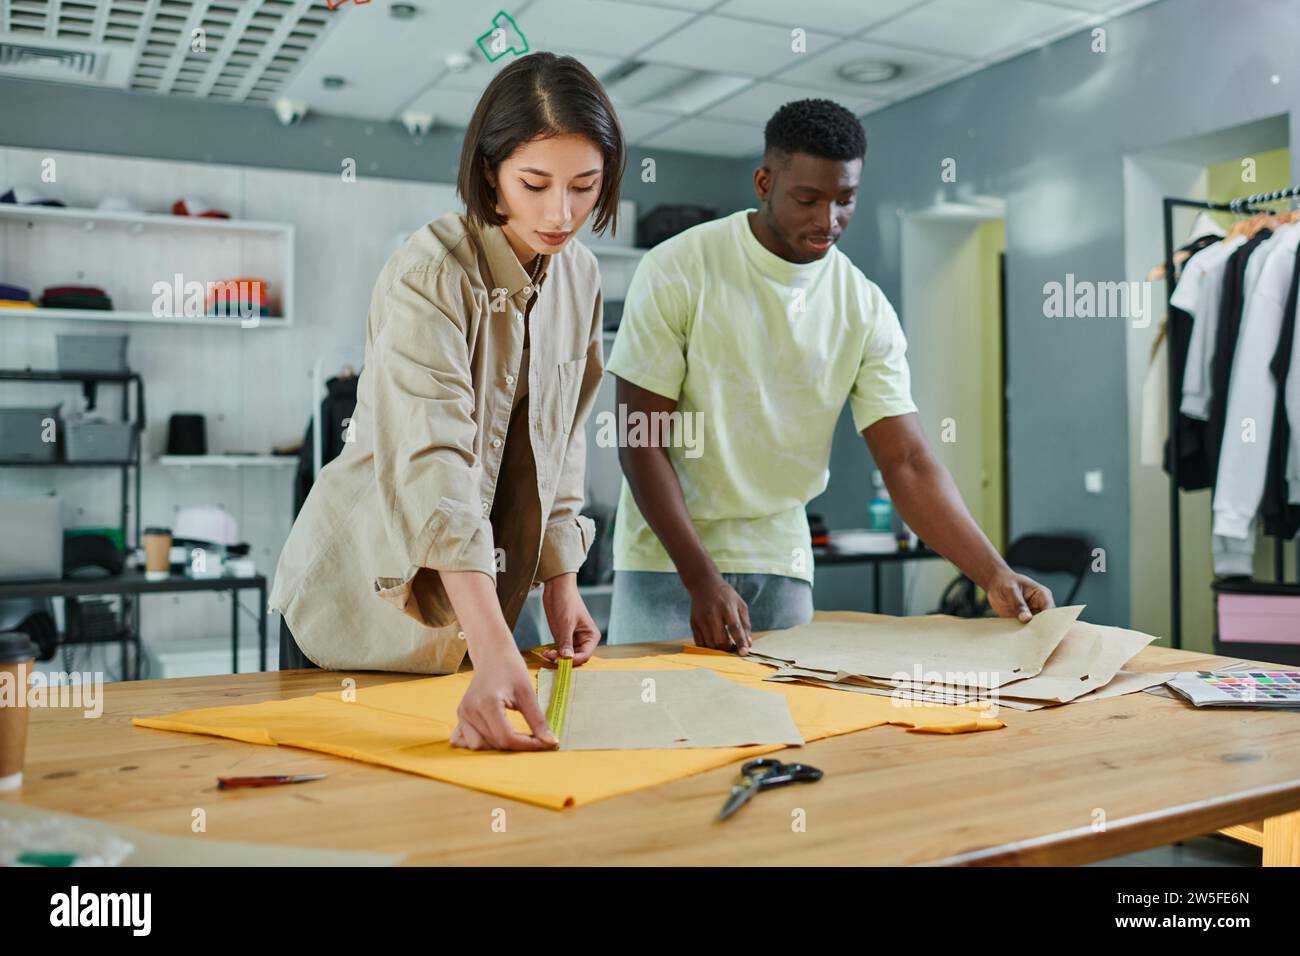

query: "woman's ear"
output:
482 157 496 189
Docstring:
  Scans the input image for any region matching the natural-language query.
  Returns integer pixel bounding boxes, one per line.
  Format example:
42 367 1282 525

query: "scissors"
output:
717 758 822 821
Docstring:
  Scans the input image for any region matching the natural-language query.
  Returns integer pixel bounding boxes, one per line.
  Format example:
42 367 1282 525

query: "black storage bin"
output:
1212 578 1300 667
636 204 717 248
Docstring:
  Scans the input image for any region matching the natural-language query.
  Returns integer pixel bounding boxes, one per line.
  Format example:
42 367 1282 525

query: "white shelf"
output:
0 201 296 329
586 242 646 259
157 454 297 468
0 201 292 238
4 309 290 328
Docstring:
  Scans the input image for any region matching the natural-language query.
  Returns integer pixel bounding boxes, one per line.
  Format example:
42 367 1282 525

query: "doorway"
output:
899 201 1008 614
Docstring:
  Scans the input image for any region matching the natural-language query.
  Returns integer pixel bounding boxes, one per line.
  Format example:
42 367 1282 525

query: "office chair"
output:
935 533 1094 617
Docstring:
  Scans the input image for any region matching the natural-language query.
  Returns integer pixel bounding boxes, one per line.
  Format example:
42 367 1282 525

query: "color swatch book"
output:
1166 671 1300 708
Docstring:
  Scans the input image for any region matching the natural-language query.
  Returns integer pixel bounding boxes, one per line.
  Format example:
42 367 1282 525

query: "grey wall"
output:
809 0 1300 626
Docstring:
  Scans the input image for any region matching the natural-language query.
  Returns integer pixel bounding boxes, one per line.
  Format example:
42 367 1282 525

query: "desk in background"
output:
813 541 944 613
0 570 268 678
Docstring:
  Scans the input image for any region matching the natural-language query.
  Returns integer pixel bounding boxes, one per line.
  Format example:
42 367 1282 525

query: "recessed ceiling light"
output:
836 59 901 84
390 3 419 19
322 75 346 89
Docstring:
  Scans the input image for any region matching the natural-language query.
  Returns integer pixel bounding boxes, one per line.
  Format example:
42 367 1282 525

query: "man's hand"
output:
686 574 752 654
540 572 601 665
984 569 1055 623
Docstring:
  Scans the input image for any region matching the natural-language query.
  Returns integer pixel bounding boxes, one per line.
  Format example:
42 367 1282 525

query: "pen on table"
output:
217 773 326 790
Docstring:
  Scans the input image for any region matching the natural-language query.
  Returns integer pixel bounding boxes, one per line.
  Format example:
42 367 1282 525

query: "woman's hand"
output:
451 638 557 751
540 572 601 665
440 569 556 751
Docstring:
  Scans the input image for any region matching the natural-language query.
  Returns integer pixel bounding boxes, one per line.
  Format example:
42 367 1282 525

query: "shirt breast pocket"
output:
552 356 586 435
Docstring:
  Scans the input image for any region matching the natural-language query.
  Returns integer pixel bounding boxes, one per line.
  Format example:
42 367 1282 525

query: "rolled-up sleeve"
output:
535 289 603 582
371 263 497 578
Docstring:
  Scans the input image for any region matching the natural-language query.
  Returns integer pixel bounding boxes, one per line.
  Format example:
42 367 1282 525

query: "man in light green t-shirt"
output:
606 99 1052 650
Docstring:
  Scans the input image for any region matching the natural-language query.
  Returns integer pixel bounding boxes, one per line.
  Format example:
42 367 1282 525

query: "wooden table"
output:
5 641 1300 866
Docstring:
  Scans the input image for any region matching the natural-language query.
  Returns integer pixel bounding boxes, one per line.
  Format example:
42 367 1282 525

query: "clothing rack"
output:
1161 186 1300 648
310 349 362 479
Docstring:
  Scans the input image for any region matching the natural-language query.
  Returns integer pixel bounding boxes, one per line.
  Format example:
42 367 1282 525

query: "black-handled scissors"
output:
717 758 823 821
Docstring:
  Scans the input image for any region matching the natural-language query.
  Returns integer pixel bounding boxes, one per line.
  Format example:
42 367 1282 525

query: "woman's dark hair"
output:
457 52 626 236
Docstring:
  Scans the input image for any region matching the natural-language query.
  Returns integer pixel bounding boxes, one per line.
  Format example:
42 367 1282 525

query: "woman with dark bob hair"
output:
270 53 625 751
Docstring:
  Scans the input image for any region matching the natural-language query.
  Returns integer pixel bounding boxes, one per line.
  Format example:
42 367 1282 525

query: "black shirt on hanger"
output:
1164 234 1227 489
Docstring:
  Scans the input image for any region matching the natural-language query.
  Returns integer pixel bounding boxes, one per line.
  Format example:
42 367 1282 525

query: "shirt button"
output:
505 374 515 386
522 285 532 296
492 438 502 449
456 630 466 641
481 500 489 515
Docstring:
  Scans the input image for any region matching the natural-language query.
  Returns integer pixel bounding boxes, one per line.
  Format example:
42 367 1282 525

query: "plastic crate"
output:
64 419 134 462
56 334 128 373
0 406 59 461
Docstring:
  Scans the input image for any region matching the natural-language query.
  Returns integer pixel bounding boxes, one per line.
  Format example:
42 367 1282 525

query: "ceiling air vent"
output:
0 40 105 82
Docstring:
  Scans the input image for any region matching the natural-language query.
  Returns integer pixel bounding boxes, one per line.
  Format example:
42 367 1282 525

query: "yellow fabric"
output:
132 653 1003 809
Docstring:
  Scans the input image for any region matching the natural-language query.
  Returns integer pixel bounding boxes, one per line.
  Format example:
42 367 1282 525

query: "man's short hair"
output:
764 98 866 165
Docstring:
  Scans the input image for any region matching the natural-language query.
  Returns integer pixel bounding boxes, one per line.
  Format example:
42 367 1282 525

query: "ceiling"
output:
1 0 1161 157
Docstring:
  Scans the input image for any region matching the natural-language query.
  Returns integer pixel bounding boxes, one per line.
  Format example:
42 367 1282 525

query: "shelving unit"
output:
2 308 291 329
0 367 146 676
0 202 295 328
158 454 298 468
0 367 144 548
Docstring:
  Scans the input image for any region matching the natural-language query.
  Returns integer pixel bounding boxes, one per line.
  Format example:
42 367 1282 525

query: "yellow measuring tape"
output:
545 656 573 745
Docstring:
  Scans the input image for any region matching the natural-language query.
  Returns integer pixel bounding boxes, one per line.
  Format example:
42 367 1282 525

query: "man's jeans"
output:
606 570 813 645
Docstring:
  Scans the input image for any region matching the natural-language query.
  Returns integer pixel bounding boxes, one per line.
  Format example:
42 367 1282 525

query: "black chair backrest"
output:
1004 533 1093 605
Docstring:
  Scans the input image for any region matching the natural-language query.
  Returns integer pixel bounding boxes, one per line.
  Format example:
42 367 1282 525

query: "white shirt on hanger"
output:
1213 223 1300 550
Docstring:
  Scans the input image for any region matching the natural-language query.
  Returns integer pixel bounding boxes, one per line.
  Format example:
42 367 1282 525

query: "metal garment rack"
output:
1161 185 1300 649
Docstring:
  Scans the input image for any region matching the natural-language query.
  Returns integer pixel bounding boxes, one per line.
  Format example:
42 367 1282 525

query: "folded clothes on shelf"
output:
207 277 271 319
0 186 66 207
43 284 108 298
172 197 230 219
40 284 114 310
0 282 34 308
208 301 270 319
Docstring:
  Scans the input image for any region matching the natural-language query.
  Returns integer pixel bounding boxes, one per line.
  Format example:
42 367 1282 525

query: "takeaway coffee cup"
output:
0 631 38 792
143 526 172 581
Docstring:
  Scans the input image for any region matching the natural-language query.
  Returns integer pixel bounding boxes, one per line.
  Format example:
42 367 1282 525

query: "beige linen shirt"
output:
269 212 603 673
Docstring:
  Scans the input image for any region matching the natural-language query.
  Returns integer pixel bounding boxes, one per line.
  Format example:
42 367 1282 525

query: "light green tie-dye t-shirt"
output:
606 209 917 584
